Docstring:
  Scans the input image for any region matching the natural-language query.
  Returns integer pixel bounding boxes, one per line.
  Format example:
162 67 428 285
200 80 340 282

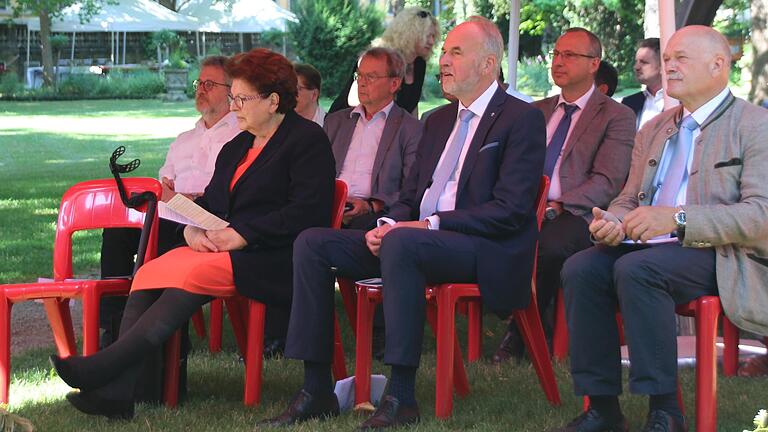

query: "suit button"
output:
666 127 674 134
648 159 657 167
638 191 647 200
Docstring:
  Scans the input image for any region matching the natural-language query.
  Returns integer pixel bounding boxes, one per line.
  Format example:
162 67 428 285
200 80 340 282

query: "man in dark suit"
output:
262 16 546 429
493 28 636 364
325 47 422 230
622 38 664 130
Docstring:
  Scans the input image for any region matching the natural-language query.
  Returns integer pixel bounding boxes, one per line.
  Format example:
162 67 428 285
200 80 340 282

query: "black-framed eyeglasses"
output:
549 50 597 61
353 72 396 83
297 84 315 92
227 93 262 109
193 79 231 92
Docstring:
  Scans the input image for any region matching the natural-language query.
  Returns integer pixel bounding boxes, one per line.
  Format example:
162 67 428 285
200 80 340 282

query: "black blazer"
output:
194 111 336 306
621 91 645 118
386 86 546 317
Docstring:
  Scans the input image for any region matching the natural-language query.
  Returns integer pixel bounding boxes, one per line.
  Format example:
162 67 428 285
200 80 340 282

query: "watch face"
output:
675 210 686 225
545 208 557 220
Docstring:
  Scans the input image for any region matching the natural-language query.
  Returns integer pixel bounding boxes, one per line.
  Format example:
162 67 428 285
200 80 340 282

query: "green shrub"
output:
0 73 24 97
11 69 165 100
287 0 384 98
516 58 551 98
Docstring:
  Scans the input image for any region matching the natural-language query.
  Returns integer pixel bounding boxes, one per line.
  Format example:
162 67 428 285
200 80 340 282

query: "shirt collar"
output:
683 86 730 127
458 80 498 119
643 87 664 100
557 84 594 111
351 100 395 121
197 111 238 130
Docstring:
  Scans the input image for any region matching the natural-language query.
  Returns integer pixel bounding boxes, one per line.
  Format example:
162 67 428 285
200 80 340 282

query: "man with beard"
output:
99 56 240 347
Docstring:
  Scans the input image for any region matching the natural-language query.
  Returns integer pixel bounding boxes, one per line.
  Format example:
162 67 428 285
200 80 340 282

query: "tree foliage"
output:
286 0 384 98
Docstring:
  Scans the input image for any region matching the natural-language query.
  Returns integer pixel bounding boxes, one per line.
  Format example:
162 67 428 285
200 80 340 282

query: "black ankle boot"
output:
65 390 135 420
50 355 104 391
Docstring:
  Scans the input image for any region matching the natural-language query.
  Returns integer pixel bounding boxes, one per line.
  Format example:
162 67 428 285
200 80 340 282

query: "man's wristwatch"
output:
545 206 558 221
674 209 686 241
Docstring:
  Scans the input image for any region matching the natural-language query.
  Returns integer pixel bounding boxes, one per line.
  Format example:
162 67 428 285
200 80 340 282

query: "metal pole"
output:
507 0 521 89
26 27 30 67
196 31 200 58
122 31 127 64
70 31 75 63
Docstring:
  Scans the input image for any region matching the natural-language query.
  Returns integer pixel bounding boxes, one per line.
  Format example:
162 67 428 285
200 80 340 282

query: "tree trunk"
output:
749 0 767 106
38 7 55 88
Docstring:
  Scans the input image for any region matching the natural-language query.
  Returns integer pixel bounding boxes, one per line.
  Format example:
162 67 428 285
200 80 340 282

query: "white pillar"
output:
122 31 127 64
658 0 679 109
507 0 521 89
26 27 30 67
70 31 75 62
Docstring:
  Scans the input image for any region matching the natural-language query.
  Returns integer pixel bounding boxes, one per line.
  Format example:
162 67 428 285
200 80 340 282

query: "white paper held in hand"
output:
159 194 229 230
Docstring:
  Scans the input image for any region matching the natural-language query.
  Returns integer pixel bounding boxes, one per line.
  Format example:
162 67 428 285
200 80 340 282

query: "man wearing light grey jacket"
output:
553 26 768 432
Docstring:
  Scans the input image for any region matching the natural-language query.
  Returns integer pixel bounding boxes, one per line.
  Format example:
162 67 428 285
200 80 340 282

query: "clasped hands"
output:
590 205 679 246
184 225 247 253
364 220 428 256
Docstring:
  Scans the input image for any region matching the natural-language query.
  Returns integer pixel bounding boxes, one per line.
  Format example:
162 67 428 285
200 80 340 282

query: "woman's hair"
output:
373 7 439 62
225 48 297 114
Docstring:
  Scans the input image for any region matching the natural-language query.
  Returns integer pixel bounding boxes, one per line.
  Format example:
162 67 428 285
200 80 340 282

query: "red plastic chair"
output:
350 176 561 418
162 179 350 407
0 178 161 405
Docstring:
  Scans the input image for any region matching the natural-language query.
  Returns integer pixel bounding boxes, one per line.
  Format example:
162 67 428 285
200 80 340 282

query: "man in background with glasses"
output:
98 56 240 399
294 63 326 127
492 28 636 365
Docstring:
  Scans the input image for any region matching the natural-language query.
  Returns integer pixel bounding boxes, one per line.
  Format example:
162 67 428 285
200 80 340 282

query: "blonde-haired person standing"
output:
329 7 439 116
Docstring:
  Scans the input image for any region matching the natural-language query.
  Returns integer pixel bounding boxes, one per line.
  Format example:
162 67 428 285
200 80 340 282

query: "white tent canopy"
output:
26 0 200 32
178 0 297 33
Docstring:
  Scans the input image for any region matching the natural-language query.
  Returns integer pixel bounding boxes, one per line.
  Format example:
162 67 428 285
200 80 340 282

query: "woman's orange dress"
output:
131 146 263 296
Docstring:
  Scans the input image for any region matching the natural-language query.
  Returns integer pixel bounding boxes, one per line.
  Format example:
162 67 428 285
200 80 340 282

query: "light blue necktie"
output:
419 109 475 220
655 115 699 206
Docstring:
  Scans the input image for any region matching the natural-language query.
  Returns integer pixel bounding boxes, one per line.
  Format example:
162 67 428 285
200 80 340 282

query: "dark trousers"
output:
285 227 478 367
562 243 717 396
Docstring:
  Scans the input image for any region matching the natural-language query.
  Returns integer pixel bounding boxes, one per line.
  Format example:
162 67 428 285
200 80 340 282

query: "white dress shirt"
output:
637 87 665 130
651 86 731 207
312 105 327 127
338 101 394 199
158 111 241 195
546 85 595 200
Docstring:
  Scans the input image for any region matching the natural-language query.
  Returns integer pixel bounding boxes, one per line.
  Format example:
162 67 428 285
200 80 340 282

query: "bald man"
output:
552 26 768 432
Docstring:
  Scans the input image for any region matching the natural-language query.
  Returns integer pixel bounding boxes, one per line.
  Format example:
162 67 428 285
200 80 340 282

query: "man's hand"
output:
589 207 626 246
623 206 678 242
343 198 371 224
205 227 247 251
161 177 177 202
184 225 219 252
365 224 394 256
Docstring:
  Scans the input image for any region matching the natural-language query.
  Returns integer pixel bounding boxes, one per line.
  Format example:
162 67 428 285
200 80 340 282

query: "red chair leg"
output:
694 297 720 432
0 298 12 405
208 298 223 353
225 298 248 358
243 300 265 406
163 329 181 408
552 288 569 362
426 301 469 399
332 314 347 380
467 301 482 362
191 308 206 339
81 292 100 356
722 315 739 377
513 297 561 405
42 298 77 357
434 287 460 418
338 279 358 334
354 286 377 407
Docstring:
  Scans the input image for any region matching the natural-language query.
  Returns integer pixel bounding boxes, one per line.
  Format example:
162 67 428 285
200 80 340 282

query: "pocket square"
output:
479 142 499 152
714 157 742 168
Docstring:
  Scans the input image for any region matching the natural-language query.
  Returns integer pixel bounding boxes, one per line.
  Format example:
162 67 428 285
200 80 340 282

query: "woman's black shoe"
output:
65 391 135 420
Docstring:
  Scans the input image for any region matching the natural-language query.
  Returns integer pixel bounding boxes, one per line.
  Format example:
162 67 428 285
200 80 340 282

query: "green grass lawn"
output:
0 99 765 431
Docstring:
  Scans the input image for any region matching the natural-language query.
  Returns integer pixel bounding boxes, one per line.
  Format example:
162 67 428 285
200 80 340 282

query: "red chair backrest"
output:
331 179 348 230
53 178 162 281
535 176 550 229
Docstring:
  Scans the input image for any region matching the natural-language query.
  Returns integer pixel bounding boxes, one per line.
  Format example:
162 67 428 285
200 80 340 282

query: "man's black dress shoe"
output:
257 389 339 427
358 395 419 430
263 337 286 360
642 410 688 432
548 408 629 432
491 328 525 364
65 391 134 420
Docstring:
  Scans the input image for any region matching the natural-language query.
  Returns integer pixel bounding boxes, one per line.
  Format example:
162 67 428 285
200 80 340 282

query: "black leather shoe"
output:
257 389 339 427
65 390 134 420
642 410 688 432
548 408 629 432
263 337 286 360
358 395 419 430
491 328 525 364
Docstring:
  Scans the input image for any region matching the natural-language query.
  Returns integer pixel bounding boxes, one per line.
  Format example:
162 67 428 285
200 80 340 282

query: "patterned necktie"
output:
543 103 579 178
419 109 475 220
655 115 699 206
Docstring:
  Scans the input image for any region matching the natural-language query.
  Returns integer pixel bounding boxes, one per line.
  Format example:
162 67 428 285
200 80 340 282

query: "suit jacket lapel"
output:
333 112 359 175
537 96 559 125
561 91 603 162
371 106 402 189
456 87 506 193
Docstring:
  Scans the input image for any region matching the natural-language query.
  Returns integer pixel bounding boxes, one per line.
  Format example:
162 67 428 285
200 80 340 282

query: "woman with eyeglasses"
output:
329 6 439 116
50 48 336 420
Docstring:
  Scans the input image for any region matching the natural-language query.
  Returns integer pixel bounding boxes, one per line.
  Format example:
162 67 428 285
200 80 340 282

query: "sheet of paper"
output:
621 236 679 245
161 194 229 230
158 201 203 228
